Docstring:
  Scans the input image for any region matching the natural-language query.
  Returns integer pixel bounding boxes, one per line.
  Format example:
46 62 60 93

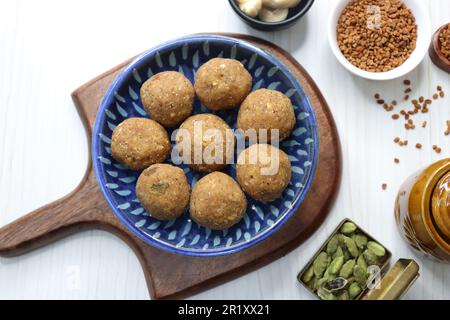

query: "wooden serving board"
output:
0 34 342 300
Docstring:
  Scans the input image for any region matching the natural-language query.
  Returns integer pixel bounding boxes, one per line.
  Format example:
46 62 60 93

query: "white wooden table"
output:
0 0 449 300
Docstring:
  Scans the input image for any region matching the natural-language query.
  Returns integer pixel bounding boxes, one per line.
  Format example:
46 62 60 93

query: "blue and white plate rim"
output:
92 34 320 256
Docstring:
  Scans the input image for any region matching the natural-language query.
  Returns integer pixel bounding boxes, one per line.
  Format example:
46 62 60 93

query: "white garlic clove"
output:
262 0 302 9
238 0 263 18
258 7 289 22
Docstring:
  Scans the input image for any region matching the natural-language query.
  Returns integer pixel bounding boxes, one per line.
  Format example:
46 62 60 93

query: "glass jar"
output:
395 159 450 263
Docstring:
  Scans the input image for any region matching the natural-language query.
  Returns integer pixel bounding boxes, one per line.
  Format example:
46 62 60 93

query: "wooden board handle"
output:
0 171 100 257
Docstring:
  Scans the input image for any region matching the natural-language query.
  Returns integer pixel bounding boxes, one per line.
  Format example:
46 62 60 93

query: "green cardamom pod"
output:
339 259 355 278
313 252 330 278
353 234 368 250
344 236 359 258
326 235 340 255
306 277 316 291
348 282 362 299
337 290 350 300
353 264 368 286
328 256 344 275
317 276 330 288
325 277 348 292
317 287 336 300
333 246 344 259
310 278 319 291
341 222 357 235
357 255 368 273
367 241 386 257
363 248 378 265
337 234 347 245
301 265 315 283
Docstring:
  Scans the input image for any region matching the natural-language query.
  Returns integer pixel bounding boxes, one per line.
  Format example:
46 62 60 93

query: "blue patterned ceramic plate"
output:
93 35 318 257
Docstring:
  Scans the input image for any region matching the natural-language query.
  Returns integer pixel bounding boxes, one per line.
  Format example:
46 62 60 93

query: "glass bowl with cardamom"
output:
297 218 392 300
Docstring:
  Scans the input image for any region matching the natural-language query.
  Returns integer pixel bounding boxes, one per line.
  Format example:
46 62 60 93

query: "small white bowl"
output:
328 0 431 81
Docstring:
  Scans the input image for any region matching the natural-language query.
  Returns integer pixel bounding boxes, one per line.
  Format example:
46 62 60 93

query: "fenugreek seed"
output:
377 99 385 105
374 93 381 99
404 88 412 94
419 96 424 103
440 91 445 98
437 85 442 92
404 95 409 101
416 143 422 149
412 99 419 104
394 158 400 164
392 100 398 106
425 99 432 105
445 130 449 136
433 145 438 150
436 147 442 154
392 114 400 120
394 137 400 143
382 184 387 190
422 121 427 128
404 80 411 86
433 93 439 100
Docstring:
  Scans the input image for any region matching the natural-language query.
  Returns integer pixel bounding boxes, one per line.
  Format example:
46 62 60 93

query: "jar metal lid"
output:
364 259 420 300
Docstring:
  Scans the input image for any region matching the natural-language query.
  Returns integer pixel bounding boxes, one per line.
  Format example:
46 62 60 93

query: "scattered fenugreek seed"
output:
374 93 380 100
416 143 422 149
440 91 445 98
433 93 439 100
404 80 411 86
394 158 400 164
422 121 427 128
392 114 400 120
404 88 412 94
404 95 410 101
382 184 387 190
377 99 385 105
437 85 442 92
394 137 400 143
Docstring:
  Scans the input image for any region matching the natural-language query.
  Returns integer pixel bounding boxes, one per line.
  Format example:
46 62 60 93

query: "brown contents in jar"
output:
337 0 417 72
439 24 450 61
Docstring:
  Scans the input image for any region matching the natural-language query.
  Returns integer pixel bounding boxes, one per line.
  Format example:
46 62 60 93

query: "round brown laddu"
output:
111 118 171 170
190 172 247 230
236 143 292 202
194 58 252 111
140 71 195 128
237 89 296 143
176 114 235 173
136 164 190 221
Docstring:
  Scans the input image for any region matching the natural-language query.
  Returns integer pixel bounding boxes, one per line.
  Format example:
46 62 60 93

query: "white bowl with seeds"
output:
328 0 431 80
